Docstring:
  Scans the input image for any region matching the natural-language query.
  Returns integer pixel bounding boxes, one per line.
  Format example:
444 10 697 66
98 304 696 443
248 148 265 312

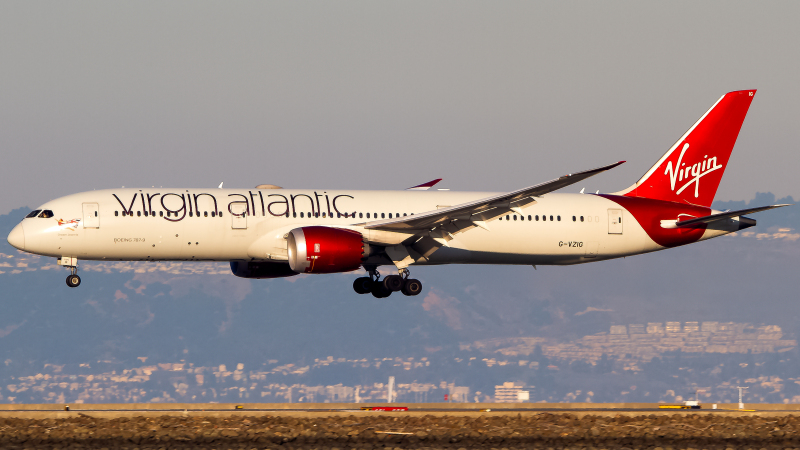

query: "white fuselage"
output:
12 187 738 268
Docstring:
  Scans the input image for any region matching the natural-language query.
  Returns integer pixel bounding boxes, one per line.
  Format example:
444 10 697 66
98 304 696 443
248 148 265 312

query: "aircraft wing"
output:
674 204 791 227
367 161 625 232
362 161 624 266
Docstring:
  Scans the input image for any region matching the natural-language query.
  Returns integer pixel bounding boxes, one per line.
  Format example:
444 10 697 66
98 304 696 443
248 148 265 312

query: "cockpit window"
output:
26 210 42 218
38 210 54 218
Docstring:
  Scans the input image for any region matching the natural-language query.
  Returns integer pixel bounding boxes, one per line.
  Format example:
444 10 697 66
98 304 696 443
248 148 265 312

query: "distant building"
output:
647 322 665 334
666 322 681 333
628 324 645 334
494 382 527 403
684 321 700 332
610 325 627 335
702 321 719 332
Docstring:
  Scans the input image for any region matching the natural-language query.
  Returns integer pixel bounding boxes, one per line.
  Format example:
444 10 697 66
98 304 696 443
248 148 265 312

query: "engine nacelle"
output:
230 261 298 279
287 226 366 274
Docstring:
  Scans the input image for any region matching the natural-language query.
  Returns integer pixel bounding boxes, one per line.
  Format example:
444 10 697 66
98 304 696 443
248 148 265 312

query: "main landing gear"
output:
353 268 422 298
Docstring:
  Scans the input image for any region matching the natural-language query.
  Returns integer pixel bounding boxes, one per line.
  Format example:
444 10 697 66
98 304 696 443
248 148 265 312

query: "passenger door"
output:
82 203 100 228
608 209 622 234
231 203 248 229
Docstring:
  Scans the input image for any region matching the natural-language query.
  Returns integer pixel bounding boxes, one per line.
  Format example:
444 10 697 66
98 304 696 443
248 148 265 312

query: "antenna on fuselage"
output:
218 182 224 189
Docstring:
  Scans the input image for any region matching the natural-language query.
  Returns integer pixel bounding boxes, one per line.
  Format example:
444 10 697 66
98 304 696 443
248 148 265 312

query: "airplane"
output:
6 90 789 297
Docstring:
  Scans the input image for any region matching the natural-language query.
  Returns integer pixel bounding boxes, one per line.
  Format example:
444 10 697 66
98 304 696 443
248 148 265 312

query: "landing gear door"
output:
231 203 248 229
608 209 622 234
82 203 99 228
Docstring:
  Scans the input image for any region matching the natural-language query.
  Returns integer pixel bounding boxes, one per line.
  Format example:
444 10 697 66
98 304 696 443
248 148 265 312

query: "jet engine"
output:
230 261 298 279
287 226 367 274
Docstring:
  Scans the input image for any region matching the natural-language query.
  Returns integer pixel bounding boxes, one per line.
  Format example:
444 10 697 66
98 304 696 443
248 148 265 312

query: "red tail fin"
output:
618 90 756 207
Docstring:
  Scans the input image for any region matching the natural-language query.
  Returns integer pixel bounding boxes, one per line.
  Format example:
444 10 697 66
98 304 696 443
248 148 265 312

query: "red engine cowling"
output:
287 226 366 274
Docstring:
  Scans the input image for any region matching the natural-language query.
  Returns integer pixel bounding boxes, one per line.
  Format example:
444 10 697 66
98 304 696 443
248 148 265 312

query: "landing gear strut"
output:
65 266 81 288
353 267 422 297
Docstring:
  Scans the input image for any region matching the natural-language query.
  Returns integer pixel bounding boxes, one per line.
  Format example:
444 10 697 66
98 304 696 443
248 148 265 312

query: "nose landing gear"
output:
66 274 81 288
65 267 81 288
353 267 422 298
59 257 81 288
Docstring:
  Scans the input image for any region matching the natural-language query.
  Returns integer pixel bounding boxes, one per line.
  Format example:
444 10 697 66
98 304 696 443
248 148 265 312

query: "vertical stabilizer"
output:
617 90 756 207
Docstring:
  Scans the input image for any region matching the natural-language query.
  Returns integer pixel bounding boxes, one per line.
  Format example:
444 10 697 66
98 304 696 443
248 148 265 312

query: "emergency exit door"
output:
608 209 622 234
82 203 99 228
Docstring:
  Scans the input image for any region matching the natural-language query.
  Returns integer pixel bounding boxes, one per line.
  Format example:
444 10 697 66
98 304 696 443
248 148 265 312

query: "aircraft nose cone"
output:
7 224 25 250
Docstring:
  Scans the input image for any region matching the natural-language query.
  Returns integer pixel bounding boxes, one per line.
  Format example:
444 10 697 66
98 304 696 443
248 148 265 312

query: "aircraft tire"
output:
402 278 422 296
66 274 81 288
353 277 372 294
382 275 404 292
371 282 392 298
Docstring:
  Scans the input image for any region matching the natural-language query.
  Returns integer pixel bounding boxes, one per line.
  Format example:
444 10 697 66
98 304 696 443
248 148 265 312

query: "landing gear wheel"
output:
66 274 81 288
401 278 422 296
382 275 404 292
353 277 372 294
371 282 392 298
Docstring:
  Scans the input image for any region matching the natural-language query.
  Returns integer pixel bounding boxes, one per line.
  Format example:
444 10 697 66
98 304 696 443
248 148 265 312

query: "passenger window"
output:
115 211 119 217
144 211 149 217
580 216 584 222
528 215 531 221
550 215 553 221
513 215 517 221
95 211 98 217
506 215 510 220
26 210 42 218
219 212 223 217
359 213 363 218
161 211 165 217
300 212 304 218
572 216 576 222
381 213 385 219
366 213 370 219
388 213 392 219
403 213 407 216
293 212 297 218
557 215 561 221
204 211 208 217
137 211 141 217
535 215 539 221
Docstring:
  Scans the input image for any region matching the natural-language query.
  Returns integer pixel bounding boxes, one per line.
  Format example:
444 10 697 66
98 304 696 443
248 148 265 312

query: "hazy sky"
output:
1 1 798 215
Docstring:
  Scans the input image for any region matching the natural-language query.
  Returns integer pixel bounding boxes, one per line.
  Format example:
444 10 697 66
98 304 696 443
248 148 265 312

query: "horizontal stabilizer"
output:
675 204 791 228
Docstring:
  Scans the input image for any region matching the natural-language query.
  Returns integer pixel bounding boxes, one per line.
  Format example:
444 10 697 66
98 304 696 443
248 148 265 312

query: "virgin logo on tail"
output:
664 143 724 198
618 90 756 208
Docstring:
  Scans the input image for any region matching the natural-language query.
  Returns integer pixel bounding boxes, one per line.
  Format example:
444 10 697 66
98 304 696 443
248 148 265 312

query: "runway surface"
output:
1 403 798 449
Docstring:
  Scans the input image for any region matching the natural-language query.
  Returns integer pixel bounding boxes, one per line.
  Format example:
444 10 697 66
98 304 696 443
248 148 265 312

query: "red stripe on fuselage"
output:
599 194 711 248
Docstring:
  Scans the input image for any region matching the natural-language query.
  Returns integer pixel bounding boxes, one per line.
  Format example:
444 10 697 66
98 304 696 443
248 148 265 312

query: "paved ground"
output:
1 403 799 449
